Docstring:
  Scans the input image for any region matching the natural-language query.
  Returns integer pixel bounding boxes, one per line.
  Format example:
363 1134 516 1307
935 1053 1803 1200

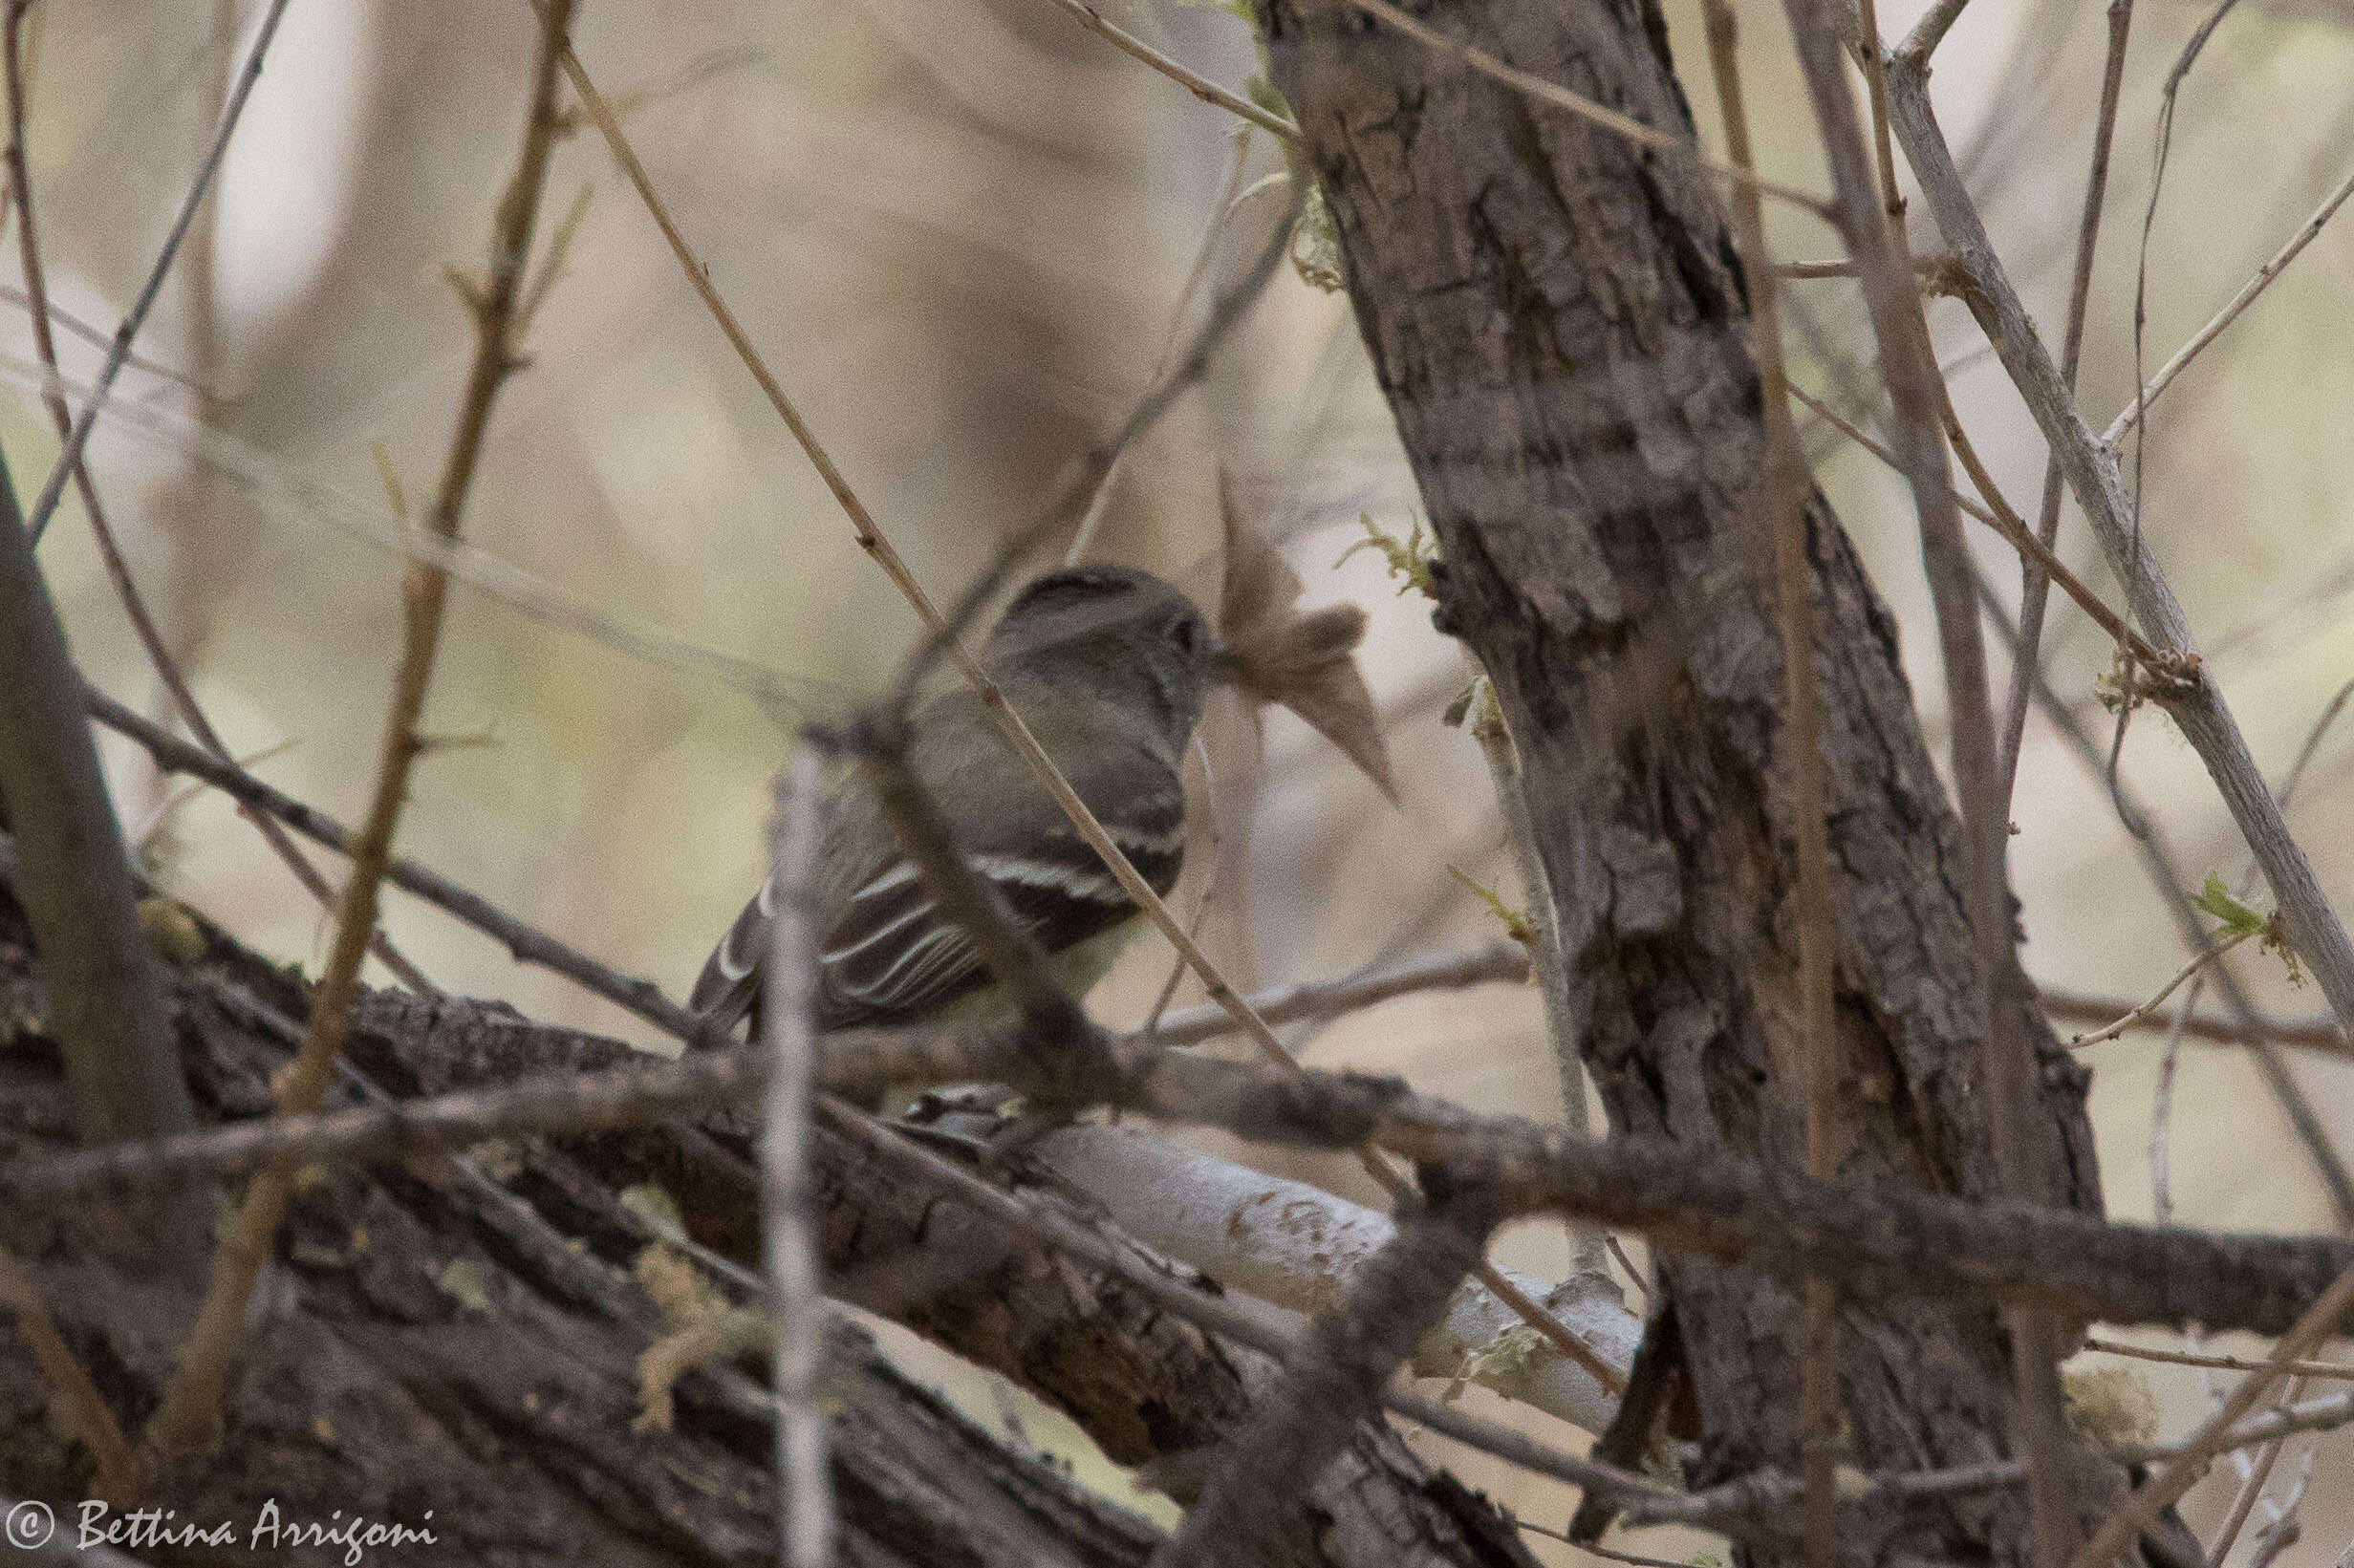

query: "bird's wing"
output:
690 731 1188 1033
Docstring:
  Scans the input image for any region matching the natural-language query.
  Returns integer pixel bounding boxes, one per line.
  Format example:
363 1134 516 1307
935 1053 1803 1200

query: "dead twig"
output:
1781 0 2080 1551
1783 381 2171 676
1696 4 1842 1556
2083 1336 2354 1383
139 0 579 1459
1888 55 2354 1095
20 0 291 545
17 1012 2354 1346
2103 155 2354 446
0 1245 134 1499
2069 1262 2354 1568
1149 1189 1501 1568
1998 0 2132 805
1030 0 1298 140
2 1 429 994
2064 931 2260 1048
760 749 831 1568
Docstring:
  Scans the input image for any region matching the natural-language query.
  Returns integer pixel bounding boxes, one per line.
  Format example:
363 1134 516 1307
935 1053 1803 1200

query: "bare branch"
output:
20 0 292 545
19 1010 2354 1344
1037 1122 1635 1432
140 0 579 1459
0 1245 134 1499
2103 156 2354 445
2036 988 2344 1057
2062 933 2258 1049
1782 374 2169 677
3 2 429 995
1888 57 2354 1076
1148 942 1531 1043
2069 1261 2354 1568
1030 0 1299 140
1998 0 2133 804
0 447 192 1144
761 749 831 1568
1695 3 1842 1553
1151 1189 1500 1568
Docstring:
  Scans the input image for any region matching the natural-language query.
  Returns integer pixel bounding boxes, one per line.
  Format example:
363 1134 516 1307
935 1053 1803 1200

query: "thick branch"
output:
0 449 191 1144
19 1008 2354 1342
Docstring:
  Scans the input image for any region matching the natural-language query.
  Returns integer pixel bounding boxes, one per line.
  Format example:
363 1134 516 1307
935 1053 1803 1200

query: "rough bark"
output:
1257 1 2121 1561
0 870 1535 1568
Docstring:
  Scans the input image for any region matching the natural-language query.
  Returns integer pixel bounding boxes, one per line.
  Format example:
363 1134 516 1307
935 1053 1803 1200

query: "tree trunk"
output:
1259 1 2124 1560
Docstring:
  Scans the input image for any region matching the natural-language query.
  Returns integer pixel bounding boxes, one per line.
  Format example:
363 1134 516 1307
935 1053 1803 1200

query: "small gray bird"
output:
690 564 1218 1035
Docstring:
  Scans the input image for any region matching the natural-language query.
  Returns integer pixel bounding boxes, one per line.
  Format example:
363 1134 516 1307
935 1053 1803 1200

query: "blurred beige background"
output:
16 0 2354 1557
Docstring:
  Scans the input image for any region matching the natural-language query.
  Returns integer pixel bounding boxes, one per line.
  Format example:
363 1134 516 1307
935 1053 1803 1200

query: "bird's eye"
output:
1169 617 1205 658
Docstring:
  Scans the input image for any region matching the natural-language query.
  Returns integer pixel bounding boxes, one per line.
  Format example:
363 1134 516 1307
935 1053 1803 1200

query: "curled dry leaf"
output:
1213 473 1397 800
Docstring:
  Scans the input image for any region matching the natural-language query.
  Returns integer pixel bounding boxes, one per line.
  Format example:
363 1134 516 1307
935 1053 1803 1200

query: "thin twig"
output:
536 3 969 652
2277 672 2354 812
1465 684 1602 1273
1998 0 2132 805
1063 124 1257 569
2084 1337 2354 1382
1786 379 2164 668
1697 5 1841 1557
0 1245 134 1499
1785 0 2078 1552
1151 1191 1500 1568
0 282 213 395
1770 253 1947 279
2070 1262 2354 1568
1031 0 1298 140
20 0 290 545
1623 1453 2026 1530
2037 987 2344 1055
139 0 578 1459
2127 1387 2354 1463
2151 982 2192 1227
86 688 716 1042
2103 156 2354 445
1153 941 1530 1042
761 749 831 1568
1975 569 2354 1225
2064 930 2257 1047
2 3 430 994
1889 55 2354 1084
1341 0 1834 217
